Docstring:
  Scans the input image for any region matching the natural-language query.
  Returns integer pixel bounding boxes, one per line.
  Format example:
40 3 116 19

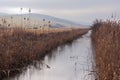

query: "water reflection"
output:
7 30 94 80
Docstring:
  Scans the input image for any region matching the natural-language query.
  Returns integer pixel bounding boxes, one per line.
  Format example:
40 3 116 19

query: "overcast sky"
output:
0 0 120 24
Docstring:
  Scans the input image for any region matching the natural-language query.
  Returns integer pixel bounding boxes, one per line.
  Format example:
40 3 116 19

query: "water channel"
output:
7 30 94 80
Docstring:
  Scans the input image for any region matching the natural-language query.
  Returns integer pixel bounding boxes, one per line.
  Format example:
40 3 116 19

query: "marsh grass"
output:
91 20 120 80
0 28 88 79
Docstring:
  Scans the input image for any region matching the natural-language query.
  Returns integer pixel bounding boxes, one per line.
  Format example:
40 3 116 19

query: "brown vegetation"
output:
91 20 120 80
0 28 88 79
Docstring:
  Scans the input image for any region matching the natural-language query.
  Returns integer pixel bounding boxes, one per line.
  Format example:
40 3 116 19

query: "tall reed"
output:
91 20 120 80
0 28 88 79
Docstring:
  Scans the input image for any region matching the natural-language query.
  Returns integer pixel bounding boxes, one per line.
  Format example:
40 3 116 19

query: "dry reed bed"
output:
0 28 88 79
91 20 120 80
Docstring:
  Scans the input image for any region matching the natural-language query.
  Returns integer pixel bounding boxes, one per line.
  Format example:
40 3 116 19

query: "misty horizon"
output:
0 0 120 24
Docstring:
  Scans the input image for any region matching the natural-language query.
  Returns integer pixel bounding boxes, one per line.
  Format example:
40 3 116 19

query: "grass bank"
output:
91 20 120 80
0 28 89 79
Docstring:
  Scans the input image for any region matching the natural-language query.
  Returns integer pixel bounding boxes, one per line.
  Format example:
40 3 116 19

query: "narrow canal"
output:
7 30 94 80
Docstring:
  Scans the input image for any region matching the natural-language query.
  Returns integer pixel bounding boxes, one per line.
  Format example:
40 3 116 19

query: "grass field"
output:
91 20 120 80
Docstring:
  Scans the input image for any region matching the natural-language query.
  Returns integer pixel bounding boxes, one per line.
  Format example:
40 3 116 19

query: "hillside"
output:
0 13 88 29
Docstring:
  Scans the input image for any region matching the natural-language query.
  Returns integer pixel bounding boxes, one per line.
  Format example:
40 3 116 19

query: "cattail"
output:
48 21 51 28
8 24 10 27
11 16 13 27
43 19 45 21
24 18 26 20
27 18 29 21
111 13 114 18
21 8 23 11
28 8 31 29
29 8 31 13
48 21 51 23
20 8 23 28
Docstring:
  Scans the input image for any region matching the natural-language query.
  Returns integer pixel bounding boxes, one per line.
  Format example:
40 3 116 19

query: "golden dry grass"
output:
91 20 120 80
0 28 88 79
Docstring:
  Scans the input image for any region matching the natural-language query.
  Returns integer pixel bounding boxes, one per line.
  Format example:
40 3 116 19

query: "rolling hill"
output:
0 13 89 28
